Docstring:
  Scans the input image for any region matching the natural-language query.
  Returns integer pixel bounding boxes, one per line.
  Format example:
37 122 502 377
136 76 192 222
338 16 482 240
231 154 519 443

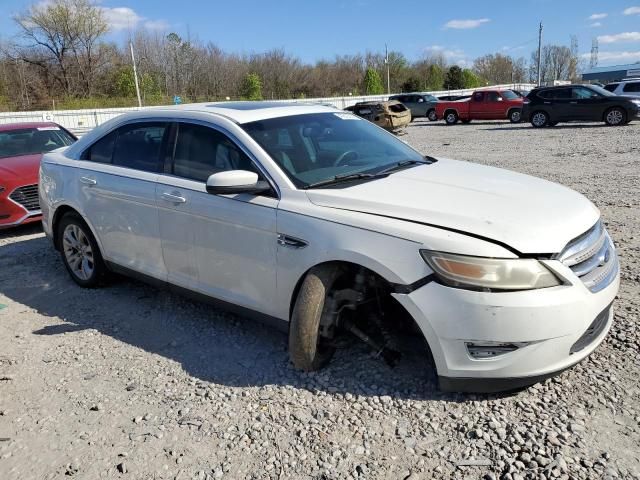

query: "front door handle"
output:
79 176 97 186
161 192 187 204
570 101 578 104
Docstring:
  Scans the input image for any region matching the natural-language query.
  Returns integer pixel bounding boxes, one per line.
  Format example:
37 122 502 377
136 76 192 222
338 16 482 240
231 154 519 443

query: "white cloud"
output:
598 32 640 44
101 6 169 32
101 7 142 31
623 6 640 15
590 22 602 27
589 13 608 20
444 18 490 29
582 50 640 62
423 45 470 67
143 19 170 31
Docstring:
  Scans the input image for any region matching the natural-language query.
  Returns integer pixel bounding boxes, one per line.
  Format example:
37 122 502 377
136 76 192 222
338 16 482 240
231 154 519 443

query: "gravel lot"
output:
1 119 639 480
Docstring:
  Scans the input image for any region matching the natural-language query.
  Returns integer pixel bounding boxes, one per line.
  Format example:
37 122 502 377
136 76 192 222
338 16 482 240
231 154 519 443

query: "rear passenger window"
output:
623 82 640 92
604 83 619 92
172 123 257 182
112 123 167 172
82 130 117 164
473 92 484 101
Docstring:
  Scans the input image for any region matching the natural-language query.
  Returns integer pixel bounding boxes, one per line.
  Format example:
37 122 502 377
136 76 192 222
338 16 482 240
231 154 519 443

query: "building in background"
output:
582 64 640 83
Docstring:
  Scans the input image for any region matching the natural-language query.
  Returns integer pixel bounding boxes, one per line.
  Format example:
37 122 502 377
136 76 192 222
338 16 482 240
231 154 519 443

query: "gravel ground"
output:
1 119 639 480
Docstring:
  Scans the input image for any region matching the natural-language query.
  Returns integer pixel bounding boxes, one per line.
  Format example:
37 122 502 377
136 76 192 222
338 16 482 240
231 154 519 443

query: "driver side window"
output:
171 123 258 182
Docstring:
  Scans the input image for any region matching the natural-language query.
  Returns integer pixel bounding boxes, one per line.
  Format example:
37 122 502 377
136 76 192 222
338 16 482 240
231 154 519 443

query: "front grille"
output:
559 221 618 293
9 184 40 212
570 304 611 354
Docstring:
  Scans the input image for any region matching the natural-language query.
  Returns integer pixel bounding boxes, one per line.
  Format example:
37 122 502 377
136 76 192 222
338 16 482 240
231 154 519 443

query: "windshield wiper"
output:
304 157 437 190
304 172 377 189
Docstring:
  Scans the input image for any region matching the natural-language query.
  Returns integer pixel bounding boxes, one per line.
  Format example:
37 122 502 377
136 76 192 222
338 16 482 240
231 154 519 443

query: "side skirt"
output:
104 261 289 333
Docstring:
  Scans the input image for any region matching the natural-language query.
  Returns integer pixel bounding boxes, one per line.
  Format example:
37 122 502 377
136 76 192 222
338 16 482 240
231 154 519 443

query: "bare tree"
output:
9 0 108 97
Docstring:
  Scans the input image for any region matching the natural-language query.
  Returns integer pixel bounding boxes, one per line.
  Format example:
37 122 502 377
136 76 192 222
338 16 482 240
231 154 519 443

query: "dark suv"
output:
522 84 639 127
389 93 439 121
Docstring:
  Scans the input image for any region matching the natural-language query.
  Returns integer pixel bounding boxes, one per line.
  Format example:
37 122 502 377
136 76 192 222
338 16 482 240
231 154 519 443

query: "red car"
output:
0 122 76 229
435 89 524 125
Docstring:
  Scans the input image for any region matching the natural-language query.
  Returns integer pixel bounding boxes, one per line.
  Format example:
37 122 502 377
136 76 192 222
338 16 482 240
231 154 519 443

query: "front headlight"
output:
631 99 640 106
420 250 561 291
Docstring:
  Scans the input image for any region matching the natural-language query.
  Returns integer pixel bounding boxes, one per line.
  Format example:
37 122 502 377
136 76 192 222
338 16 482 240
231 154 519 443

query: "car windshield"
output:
501 90 520 100
588 85 615 97
242 112 425 188
0 126 75 159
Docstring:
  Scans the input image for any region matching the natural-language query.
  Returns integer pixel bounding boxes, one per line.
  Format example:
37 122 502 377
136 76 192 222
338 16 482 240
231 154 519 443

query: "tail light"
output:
523 98 531 104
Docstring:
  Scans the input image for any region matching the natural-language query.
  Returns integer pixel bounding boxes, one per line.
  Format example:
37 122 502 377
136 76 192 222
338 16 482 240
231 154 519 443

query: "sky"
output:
1 0 640 67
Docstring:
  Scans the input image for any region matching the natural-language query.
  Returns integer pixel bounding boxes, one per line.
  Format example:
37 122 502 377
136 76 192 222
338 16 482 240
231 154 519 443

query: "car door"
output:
469 91 486 119
76 122 168 280
155 121 279 316
546 88 573 120
571 86 608 120
485 91 505 119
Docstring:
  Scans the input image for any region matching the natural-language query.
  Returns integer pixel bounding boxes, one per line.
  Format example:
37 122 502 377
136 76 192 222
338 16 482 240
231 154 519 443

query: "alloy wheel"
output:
532 112 547 127
606 109 623 125
62 224 95 281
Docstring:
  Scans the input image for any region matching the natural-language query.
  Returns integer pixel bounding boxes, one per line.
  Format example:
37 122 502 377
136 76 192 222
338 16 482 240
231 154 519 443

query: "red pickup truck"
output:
435 89 523 124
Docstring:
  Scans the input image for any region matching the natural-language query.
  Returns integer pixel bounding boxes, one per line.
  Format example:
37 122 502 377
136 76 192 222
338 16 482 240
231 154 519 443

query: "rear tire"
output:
289 265 341 371
427 109 437 121
58 212 107 288
604 107 626 126
444 111 459 125
531 111 549 128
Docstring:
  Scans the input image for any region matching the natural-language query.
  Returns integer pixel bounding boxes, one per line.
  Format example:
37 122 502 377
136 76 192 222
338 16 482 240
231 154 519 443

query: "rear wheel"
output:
531 111 549 128
427 109 437 121
444 111 459 125
604 107 626 126
58 212 107 288
509 109 522 123
289 265 341 371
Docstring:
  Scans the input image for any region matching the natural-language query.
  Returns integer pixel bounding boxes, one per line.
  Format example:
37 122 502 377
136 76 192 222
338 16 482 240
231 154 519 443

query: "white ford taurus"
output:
39 102 619 392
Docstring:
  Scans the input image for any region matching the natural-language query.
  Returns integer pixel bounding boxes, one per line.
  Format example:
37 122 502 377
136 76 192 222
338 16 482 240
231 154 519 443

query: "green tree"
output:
401 76 421 92
444 66 464 90
363 67 384 95
425 64 444 90
461 69 482 88
239 73 263 100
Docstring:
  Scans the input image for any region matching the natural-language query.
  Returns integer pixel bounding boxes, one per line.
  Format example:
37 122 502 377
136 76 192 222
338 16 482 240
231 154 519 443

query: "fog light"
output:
465 342 523 359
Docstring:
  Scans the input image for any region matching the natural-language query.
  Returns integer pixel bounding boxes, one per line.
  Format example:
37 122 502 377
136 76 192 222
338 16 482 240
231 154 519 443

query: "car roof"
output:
158 101 338 124
0 122 61 132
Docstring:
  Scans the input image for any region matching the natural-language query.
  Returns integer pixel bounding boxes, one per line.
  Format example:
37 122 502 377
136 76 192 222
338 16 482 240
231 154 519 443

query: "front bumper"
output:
392 258 619 392
0 195 42 229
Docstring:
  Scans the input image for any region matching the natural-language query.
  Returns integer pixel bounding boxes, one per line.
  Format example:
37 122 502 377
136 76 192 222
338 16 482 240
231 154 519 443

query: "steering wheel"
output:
334 150 359 167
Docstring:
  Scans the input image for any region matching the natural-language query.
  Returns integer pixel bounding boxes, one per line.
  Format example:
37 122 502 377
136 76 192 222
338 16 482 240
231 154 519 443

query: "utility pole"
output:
385 44 391 95
130 41 142 108
536 22 543 86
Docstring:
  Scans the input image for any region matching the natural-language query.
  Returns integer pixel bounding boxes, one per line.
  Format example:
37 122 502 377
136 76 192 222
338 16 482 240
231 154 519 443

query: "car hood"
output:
0 154 42 182
305 159 600 254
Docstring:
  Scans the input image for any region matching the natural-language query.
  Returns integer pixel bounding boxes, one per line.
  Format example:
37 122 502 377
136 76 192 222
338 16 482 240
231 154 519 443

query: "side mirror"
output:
417 98 424 103
206 170 271 195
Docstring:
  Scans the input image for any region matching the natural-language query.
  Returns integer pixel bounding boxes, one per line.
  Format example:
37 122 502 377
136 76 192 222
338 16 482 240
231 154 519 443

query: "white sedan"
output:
39 102 619 392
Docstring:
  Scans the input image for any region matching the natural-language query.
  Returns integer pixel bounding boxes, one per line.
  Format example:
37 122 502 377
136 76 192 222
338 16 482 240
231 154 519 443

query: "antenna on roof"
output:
590 38 599 69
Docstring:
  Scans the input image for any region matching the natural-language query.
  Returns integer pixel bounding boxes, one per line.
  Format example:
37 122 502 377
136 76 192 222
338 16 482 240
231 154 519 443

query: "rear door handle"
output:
161 192 187 204
79 176 97 186
570 101 578 104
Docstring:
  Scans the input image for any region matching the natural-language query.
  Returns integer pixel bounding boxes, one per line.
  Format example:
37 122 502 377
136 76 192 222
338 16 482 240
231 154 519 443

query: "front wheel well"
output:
288 261 432 354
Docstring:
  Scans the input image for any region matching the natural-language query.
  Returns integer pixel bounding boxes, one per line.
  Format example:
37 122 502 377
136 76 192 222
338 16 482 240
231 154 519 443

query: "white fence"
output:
0 83 535 135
